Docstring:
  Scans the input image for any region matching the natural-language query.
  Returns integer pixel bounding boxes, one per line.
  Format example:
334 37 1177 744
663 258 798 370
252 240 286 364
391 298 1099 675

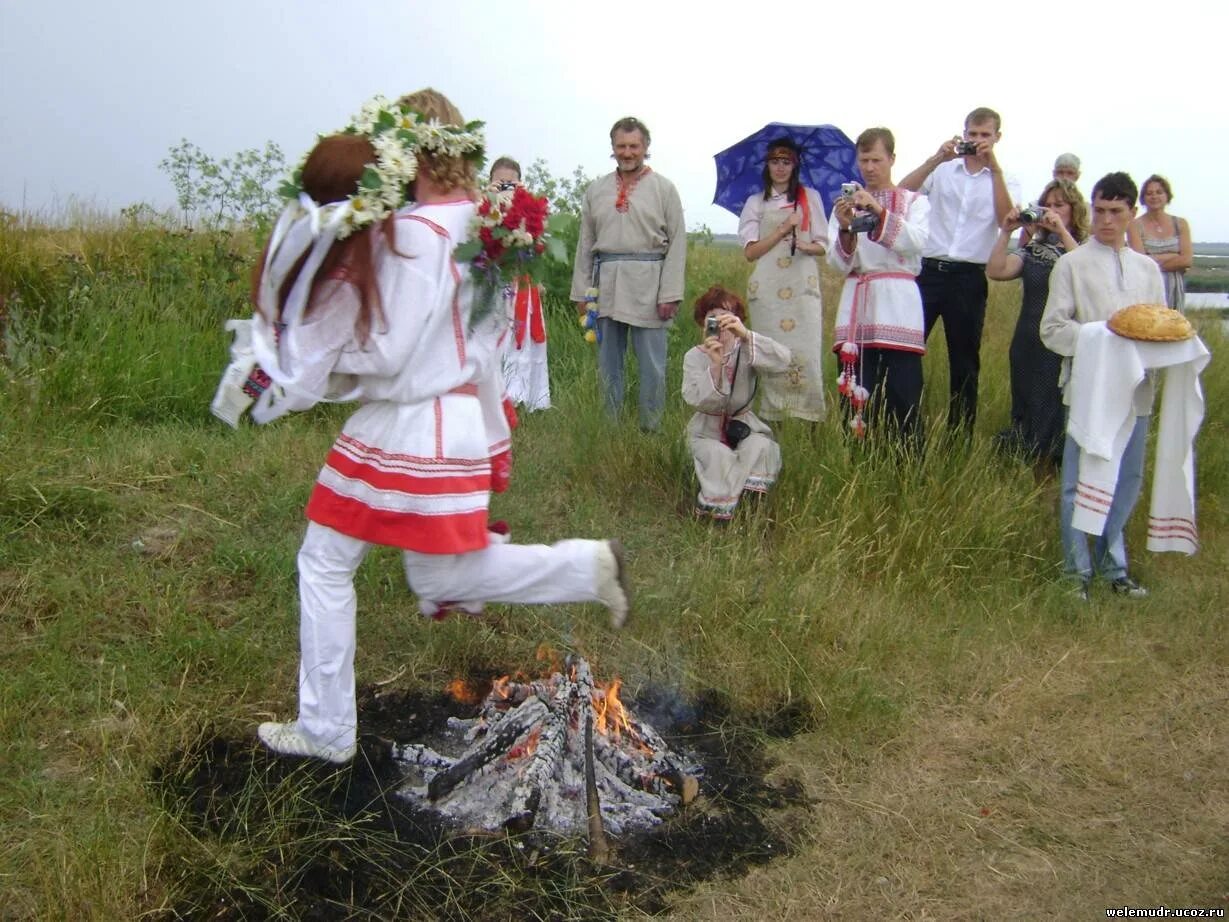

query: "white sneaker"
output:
596 540 630 629
257 721 356 764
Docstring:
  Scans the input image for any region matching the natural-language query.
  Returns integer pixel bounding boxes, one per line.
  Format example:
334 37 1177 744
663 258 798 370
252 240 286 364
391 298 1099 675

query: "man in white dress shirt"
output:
899 107 1020 434
1040 172 1165 600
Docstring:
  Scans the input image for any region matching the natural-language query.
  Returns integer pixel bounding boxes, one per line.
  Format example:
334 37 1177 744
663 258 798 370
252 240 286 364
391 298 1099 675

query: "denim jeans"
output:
1059 415 1148 581
596 318 666 430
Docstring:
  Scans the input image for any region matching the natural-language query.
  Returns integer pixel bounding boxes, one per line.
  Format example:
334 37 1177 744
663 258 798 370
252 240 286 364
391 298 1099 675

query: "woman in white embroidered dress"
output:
682 286 791 520
739 137 829 422
252 91 628 764
489 156 551 411
827 128 930 444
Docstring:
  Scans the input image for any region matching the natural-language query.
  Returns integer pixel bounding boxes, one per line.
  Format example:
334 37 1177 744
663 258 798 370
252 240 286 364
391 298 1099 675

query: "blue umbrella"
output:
713 123 859 220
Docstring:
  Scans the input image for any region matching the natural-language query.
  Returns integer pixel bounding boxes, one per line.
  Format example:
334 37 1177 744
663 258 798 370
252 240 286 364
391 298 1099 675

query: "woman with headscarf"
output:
738 137 829 422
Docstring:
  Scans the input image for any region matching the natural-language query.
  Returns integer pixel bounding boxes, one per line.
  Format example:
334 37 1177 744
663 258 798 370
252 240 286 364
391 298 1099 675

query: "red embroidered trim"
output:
306 486 489 553
434 397 444 459
333 432 488 469
615 166 652 213
322 448 490 495
1147 516 1197 542
401 214 450 237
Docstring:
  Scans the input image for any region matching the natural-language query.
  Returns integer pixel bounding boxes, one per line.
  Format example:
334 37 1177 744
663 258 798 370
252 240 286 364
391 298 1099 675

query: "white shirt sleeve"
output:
1005 172 1023 209
738 194 764 248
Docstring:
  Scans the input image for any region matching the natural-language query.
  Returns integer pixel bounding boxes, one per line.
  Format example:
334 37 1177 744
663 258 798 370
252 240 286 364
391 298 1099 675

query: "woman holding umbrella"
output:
738 137 829 422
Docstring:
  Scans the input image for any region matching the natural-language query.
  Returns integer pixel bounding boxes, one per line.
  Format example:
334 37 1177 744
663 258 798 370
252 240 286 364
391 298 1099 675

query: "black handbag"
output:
723 418 752 449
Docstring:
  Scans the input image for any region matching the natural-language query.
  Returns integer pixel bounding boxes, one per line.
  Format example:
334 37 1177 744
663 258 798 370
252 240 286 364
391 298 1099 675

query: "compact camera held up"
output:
848 212 879 234
1018 202 1046 224
840 182 878 234
705 315 721 338
954 140 979 156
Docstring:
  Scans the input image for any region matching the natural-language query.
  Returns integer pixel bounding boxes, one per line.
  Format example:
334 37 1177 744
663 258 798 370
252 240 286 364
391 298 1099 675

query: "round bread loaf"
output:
1107 303 1193 342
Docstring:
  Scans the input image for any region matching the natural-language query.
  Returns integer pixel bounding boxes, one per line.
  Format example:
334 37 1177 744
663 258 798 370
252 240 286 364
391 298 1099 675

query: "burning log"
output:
393 658 703 838
427 697 549 802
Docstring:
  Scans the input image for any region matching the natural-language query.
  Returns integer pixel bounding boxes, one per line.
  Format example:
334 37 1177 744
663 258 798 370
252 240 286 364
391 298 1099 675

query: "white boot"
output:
595 540 630 629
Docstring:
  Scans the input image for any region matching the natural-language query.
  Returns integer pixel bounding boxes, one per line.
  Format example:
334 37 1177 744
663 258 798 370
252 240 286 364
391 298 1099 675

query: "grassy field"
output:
1 215 1227 919
1188 256 1229 293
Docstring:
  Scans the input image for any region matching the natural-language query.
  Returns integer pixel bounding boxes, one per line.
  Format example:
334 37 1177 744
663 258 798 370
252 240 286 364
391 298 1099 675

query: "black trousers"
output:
918 262 988 432
854 347 924 446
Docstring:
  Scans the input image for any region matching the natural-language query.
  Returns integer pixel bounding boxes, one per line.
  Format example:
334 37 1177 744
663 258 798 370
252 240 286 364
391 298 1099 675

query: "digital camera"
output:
841 182 859 198
1018 203 1045 224
705 316 721 337
849 212 879 234
954 140 979 156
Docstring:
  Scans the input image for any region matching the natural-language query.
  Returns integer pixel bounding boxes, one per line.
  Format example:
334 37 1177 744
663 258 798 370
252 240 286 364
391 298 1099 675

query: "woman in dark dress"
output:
986 179 1088 474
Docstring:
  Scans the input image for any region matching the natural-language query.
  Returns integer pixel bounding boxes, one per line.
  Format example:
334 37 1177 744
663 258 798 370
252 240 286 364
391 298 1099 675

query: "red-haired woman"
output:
248 94 628 764
682 286 791 520
738 137 828 422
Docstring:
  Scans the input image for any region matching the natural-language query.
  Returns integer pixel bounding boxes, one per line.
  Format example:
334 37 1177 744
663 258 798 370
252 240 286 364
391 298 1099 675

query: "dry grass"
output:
667 621 1229 920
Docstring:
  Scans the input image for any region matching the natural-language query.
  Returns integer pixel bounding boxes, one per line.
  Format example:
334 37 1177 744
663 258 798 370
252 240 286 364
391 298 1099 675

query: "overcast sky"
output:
2 0 1223 240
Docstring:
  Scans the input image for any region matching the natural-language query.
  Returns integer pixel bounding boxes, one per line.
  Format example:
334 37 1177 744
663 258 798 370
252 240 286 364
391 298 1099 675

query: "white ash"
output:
393 658 701 836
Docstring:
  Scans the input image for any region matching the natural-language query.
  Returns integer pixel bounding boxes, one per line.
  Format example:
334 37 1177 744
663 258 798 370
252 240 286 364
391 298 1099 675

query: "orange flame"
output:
506 727 541 761
593 679 636 739
445 678 483 706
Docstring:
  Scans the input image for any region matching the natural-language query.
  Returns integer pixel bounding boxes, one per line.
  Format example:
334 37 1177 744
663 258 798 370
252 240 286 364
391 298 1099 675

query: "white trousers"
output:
294 521 603 750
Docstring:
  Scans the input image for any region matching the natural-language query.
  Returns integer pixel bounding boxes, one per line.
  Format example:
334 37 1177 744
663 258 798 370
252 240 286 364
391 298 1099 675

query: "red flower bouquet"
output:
456 185 566 288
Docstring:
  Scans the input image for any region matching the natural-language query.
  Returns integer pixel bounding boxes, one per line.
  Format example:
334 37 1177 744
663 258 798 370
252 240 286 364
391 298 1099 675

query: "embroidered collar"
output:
615 166 652 213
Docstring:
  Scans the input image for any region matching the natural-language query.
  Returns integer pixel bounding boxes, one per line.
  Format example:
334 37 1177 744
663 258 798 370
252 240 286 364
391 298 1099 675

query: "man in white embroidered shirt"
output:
1040 172 1165 600
899 106 1020 434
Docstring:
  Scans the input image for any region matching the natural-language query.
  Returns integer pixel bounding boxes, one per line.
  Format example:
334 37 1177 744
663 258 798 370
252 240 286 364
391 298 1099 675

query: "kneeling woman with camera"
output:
682 286 791 520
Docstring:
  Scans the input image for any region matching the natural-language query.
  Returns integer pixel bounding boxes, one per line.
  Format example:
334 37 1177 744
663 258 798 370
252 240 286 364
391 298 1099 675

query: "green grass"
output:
2 217 1228 919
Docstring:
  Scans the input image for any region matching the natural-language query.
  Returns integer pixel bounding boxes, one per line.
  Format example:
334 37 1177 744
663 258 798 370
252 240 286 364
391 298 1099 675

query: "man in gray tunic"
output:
571 117 686 430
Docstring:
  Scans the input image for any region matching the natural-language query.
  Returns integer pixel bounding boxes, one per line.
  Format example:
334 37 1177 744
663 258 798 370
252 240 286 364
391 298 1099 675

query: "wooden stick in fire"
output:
584 706 610 865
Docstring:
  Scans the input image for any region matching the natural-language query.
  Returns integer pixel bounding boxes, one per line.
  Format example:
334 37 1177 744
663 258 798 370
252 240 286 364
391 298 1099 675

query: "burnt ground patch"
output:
152 682 813 920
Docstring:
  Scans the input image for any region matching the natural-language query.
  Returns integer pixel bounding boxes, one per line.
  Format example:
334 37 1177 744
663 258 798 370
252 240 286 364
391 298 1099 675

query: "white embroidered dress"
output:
682 332 791 518
500 277 551 411
253 199 509 554
739 188 829 421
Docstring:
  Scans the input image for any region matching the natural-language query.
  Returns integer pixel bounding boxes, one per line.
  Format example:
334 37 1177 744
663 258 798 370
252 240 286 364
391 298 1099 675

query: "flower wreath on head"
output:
228 96 486 426
277 94 487 239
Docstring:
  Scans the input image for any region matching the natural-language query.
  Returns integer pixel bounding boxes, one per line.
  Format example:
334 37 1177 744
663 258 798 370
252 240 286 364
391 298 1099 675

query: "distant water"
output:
1185 285 1229 333
1186 292 1229 309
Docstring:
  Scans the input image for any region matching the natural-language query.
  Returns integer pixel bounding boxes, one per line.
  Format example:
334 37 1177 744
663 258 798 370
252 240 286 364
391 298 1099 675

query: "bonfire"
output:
393 657 701 854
